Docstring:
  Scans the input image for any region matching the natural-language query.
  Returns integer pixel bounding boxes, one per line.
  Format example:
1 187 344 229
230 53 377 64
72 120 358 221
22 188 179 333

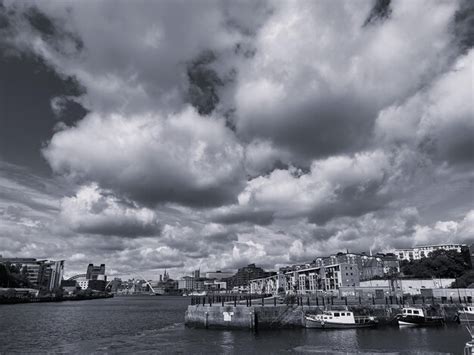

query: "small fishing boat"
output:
305 310 378 329
457 306 474 323
396 307 444 326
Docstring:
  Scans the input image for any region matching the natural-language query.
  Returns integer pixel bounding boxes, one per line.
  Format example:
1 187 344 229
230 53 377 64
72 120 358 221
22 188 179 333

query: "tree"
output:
401 250 470 279
452 270 474 288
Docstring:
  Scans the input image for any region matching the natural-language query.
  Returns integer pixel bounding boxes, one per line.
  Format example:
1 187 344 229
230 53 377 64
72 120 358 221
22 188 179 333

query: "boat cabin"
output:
320 311 355 323
461 306 474 314
402 307 425 318
312 311 374 325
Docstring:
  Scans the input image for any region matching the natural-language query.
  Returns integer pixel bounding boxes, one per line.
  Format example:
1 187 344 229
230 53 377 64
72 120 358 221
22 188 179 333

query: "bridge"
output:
68 273 163 295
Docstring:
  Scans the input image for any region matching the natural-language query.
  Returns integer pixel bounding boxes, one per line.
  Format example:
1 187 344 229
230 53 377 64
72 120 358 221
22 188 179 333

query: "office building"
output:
393 244 467 261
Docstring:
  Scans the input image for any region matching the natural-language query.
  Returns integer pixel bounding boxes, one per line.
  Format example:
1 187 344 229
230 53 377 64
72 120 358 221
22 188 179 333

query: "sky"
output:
0 0 473 279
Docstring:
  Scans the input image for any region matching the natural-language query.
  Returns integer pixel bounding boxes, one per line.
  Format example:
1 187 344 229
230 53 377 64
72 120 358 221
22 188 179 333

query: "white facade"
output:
77 278 89 290
394 244 465 261
359 278 455 295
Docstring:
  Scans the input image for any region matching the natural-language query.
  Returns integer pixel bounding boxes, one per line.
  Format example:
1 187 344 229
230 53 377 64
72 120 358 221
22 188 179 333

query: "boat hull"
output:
305 319 377 329
457 313 474 323
397 315 444 326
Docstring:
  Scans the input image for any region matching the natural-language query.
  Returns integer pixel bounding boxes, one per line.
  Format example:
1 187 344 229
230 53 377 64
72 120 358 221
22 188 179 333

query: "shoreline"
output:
0 293 114 305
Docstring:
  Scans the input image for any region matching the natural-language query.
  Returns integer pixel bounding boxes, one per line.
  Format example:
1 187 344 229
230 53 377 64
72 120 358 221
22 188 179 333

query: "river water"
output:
0 296 470 354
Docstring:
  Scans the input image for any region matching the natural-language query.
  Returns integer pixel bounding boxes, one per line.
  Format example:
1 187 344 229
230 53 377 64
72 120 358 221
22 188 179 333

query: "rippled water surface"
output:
0 296 470 354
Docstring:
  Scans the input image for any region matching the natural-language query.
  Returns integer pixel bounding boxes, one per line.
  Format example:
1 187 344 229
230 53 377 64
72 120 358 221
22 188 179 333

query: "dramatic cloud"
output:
0 0 472 277
233 0 460 162
216 150 392 225
44 107 245 207
375 49 474 166
60 184 161 237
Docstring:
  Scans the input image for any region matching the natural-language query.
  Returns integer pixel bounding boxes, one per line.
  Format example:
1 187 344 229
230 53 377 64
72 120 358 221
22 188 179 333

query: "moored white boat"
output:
458 306 474 323
305 310 378 329
396 307 444 326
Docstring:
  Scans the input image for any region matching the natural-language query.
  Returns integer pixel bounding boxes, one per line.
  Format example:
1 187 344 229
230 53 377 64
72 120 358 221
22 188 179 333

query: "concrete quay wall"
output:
185 303 463 329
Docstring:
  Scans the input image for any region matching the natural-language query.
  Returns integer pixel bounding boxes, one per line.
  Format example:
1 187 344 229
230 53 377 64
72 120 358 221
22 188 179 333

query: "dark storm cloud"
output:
186 50 223 116
211 208 274 226
73 223 160 238
363 0 392 27
453 0 474 54
309 181 390 225
0 0 473 277
238 94 375 161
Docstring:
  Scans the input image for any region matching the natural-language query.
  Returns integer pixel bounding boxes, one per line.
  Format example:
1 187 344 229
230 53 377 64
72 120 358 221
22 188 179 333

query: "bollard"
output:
274 297 277 306
202 297 205 306
316 297 319 306
307 297 310 306
234 296 237 307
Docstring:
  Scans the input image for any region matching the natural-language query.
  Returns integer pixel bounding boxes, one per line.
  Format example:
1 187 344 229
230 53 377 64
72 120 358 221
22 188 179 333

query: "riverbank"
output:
0 293 113 304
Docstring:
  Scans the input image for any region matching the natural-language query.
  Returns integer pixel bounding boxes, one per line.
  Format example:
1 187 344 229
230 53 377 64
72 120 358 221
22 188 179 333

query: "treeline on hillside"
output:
0 263 32 288
400 249 472 287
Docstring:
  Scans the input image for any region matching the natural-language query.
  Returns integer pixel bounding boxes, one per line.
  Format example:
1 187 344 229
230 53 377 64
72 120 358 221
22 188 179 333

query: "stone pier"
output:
185 303 463 329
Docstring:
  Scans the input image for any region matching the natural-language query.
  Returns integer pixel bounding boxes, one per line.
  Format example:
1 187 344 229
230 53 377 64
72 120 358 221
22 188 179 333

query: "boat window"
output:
334 313 340 317
340 313 345 316
407 310 412 314
413 310 419 315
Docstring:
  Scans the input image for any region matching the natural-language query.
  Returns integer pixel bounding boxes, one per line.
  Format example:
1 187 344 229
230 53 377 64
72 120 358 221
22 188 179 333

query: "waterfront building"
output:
250 263 359 295
178 276 195 290
225 264 274 289
0 257 65 291
85 263 106 291
359 278 456 295
311 252 399 281
204 271 234 280
204 279 227 291
45 260 64 291
393 244 466 261
77 278 89 290
86 264 106 280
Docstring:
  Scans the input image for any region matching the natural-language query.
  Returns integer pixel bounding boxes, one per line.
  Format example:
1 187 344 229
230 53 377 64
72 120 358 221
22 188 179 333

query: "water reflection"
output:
0 297 470 354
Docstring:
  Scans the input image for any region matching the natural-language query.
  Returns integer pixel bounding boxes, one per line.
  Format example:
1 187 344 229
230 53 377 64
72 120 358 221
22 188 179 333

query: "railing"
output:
189 294 474 307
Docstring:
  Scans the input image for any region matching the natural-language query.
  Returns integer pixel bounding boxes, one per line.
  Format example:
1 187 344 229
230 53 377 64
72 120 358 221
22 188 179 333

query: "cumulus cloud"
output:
375 49 474 166
233 0 460 161
44 107 245 207
60 184 161 237
217 150 392 225
0 0 472 278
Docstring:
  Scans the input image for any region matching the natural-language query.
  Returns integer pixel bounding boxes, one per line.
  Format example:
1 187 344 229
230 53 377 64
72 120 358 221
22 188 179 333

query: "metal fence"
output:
190 294 473 307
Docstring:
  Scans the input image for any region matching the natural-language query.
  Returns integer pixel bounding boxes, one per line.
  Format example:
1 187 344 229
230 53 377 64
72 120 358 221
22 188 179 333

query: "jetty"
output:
185 294 469 329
